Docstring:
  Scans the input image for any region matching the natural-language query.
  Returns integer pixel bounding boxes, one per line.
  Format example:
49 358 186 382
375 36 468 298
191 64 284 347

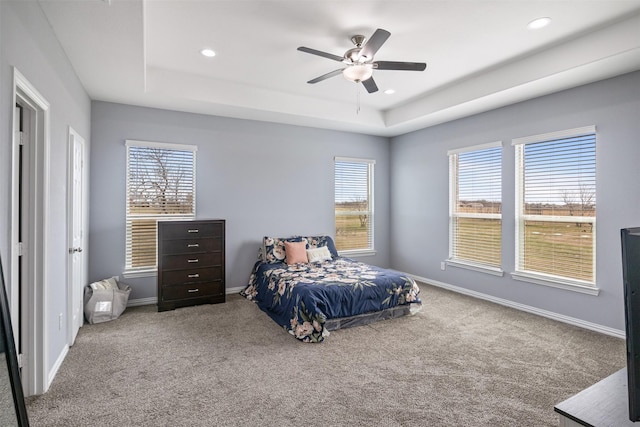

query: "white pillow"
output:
306 246 332 263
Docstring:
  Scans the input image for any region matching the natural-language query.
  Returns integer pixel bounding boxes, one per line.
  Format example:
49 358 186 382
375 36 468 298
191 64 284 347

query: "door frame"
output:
11 67 51 396
66 127 87 346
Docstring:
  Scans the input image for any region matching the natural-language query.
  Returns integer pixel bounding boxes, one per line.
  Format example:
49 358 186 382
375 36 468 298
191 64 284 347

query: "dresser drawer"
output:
161 252 222 270
161 237 223 255
160 221 223 240
161 266 223 286
161 281 224 301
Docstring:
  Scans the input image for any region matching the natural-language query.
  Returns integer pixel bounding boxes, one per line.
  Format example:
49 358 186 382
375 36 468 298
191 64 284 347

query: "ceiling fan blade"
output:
297 46 344 62
362 77 378 93
360 29 391 59
307 69 344 84
373 61 427 71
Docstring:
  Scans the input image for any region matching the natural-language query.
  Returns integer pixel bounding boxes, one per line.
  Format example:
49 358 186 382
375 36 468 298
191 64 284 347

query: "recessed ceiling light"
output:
384 89 396 95
200 48 216 58
527 17 552 30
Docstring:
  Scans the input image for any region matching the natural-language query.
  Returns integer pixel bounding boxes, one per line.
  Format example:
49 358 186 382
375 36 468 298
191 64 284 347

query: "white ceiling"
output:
39 0 640 137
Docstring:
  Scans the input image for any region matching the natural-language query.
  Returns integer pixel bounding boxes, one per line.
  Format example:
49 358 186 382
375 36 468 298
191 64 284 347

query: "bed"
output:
241 235 422 342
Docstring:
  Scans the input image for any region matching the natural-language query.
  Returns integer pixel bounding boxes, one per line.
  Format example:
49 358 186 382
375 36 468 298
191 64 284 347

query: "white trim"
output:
123 269 157 279
445 259 504 276
511 125 596 146
454 212 502 220
511 271 600 296
47 345 68 389
447 140 502 156
127 297 157 307
12 68 51 395
409 274 623 339
127 286 247 307
338 250 377 257
125 139 198 152
334 156 376 164
520 214 595 223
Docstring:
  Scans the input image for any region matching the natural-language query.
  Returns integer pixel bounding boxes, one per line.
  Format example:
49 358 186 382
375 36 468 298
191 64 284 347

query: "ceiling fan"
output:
297 28 426 94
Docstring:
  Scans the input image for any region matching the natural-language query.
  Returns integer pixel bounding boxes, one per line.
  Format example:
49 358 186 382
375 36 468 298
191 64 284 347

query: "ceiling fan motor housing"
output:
346 35 369 63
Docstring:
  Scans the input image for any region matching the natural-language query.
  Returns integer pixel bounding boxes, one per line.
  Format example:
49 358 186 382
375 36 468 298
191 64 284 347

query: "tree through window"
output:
334 157 375 253
125 140 197 274
448 142 502 269
513 126 596 285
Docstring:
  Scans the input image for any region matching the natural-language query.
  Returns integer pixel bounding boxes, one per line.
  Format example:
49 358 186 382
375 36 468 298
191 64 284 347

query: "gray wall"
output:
89 102 390 300
0 1 91 370
390 71 640 332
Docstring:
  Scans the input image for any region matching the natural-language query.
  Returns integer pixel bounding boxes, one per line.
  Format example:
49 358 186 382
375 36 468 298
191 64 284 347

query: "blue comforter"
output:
242 257 421 342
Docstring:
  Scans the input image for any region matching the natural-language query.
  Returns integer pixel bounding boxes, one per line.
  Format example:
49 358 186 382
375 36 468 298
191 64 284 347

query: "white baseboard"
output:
127 297 157 307
47 344 69 391
127 286 246 307
410 274 625 339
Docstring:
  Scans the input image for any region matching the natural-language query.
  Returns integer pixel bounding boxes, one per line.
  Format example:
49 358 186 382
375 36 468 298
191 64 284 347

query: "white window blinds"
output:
513 126 596 285
125 140 197 273
449 142 502 268
334 157 375 252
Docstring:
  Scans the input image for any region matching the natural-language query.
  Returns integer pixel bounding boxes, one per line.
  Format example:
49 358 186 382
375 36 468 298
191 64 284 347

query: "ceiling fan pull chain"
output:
356 84 361 115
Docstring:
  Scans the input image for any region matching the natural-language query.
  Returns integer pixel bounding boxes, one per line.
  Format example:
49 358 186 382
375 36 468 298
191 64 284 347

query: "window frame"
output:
334 156 375 256
124 139 197 277
447 141 503 275
511 126 598 295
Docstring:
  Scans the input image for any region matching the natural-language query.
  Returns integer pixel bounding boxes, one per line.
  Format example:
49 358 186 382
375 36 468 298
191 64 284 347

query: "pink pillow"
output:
284 241 308 265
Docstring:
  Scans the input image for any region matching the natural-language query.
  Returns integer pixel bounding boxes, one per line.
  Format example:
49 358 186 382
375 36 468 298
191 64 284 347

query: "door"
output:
13 104 25 371
13 69 50 396
67 128 85 346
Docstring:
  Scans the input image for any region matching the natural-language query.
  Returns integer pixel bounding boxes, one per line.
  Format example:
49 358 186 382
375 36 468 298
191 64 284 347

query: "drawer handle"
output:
188 229 199 233
188 259 199 263
187 288 199 293
187 243 199 248
188 274 200 278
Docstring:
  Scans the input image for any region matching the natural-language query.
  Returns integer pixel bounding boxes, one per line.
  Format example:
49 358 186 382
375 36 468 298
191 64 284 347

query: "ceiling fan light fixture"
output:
343 64 373 83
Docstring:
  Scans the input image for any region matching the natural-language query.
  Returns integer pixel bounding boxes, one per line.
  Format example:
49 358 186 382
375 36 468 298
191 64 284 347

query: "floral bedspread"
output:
241 258 421 342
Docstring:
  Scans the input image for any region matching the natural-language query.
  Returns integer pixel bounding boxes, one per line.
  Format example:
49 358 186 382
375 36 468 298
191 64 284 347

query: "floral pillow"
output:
261 236 303 263
260 235 339 264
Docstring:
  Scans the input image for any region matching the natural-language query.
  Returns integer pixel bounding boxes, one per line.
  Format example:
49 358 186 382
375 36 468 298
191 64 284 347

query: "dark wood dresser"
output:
157 219 225 312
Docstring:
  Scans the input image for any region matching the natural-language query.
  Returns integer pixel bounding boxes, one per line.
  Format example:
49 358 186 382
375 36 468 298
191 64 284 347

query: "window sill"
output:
511 271 600 296
122 269 157 279
338 250 377 258
446 260 504 276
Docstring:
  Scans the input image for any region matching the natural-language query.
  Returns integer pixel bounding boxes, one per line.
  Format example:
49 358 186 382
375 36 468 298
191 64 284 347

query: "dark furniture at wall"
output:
157 219 225 312
555 368 635 426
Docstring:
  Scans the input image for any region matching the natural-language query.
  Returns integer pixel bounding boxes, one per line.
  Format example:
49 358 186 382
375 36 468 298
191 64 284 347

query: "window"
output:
448 142 502 271
125 140 197 275
513 126 596 287
334 157 374 253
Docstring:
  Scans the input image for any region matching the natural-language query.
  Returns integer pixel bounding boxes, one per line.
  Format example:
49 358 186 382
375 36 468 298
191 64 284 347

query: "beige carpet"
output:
26 283 625 426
